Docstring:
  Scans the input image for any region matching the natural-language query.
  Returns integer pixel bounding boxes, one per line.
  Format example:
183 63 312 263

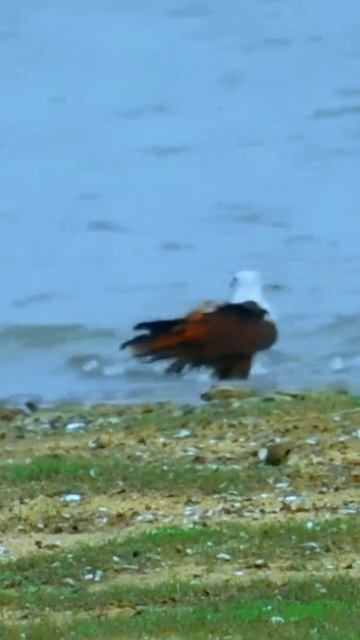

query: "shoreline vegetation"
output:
0 389 359 638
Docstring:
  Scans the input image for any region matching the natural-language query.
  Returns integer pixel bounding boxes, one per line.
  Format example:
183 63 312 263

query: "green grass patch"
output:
1 576 359 615
0 453 282 501
0 587 359 639
2 457 93 483
1 518 358 589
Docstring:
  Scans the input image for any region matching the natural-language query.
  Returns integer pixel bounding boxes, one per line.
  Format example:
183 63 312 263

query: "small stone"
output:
201 387 255 402
107 606 137 619
316 583 327 594
140 404 154 414
116 563 139 572
253 558 268 568
275 482 290 489
136 512 156 523
258 443 291 465
216 553 231 561
302 542 321 553
283 495 299 504
173 429 192 439
93 570 104 582
66 421 86 433
63 578 76 587
61 493 82 503
271 616 285 624
186 447 199 456
35 539 62 551
183 506 200 518
88 434 112 449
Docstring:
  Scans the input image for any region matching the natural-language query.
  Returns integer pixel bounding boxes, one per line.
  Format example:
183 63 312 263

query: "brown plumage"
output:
120 300 277 380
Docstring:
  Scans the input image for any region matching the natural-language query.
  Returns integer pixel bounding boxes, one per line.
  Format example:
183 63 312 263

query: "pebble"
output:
216 553 231 561
275 482 290 489
84 570 104 582
63 578 77 587
116 563 139 572
88 434 112 449
66 421 86 433
316 583 327 594
253 558 268 568
185 447 199 456
301 542 321 553
136 513 156 523
258 444 291 465
173 429 192 439
283 495 300 504
61 493 82 503
183 506 200 518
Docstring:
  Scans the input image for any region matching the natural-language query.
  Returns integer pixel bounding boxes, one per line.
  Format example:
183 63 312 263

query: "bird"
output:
120 270 278 380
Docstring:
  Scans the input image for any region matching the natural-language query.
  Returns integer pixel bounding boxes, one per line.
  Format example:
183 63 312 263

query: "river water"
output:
2 0 360 404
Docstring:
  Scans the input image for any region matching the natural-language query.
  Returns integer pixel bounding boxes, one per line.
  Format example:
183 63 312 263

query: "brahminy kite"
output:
120 270 278 379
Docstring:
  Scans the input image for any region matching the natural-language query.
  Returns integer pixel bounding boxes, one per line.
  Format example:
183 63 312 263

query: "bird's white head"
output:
229 270 274 317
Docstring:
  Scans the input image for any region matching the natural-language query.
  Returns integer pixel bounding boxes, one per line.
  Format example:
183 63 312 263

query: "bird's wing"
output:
148 300 275 356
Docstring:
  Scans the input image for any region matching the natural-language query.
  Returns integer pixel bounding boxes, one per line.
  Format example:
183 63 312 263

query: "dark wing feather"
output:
216 300 268 320
120 318 183 350
134 319 182 333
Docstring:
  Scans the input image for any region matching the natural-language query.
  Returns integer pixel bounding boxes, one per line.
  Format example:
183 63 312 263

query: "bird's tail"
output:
120 317 183 357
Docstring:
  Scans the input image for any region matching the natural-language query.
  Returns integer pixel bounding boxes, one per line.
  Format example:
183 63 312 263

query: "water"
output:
1 0 360 404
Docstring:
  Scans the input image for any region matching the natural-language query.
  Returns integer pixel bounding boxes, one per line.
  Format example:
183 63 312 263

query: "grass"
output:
0 454 283 503
0 518 358 590
1 574 360 613
0 391 359 638
1 587 359 639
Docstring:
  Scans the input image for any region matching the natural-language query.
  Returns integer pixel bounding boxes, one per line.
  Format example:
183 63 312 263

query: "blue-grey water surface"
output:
2 0 360 404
